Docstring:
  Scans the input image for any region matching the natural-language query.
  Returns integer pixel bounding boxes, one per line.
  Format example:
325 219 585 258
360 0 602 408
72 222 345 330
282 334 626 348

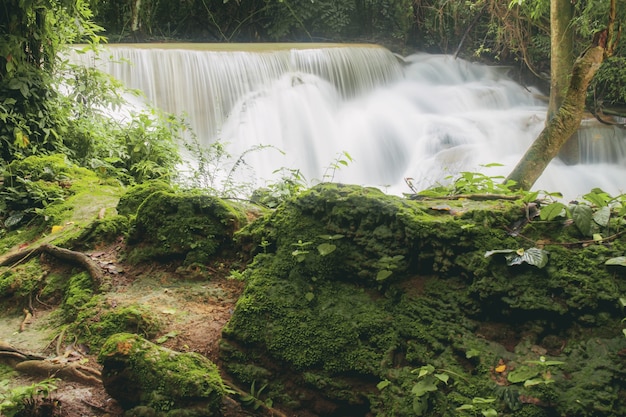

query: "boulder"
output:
99 333 226 416
221 183 626 417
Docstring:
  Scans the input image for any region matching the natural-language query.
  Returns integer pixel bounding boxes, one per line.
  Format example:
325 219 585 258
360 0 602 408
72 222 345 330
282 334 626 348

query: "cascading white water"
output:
70 44 626 199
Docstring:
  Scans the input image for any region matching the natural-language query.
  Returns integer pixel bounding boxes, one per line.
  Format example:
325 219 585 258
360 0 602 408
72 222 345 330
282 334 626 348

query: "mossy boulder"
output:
221 183 626 417
126 189 248 265
116 180 174 216
99 333 226 416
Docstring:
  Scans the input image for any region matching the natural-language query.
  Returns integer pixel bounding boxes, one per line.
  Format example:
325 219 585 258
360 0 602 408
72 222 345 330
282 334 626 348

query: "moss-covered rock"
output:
0 153 126 251
221 183 626 417
99 333 226 416
116 180 174 217
127 189 248 265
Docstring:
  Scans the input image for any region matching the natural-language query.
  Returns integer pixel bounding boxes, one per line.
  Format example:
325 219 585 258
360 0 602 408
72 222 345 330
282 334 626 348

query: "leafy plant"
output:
484 248 549 268
252 167 308 208
413 165 524 198
0 378 59 417
240 380 273 411
539 188 626 238
181 136 277 198
322 151 353 183
507 356 564 387
410 364 451 415
317 234 344 256
291 240 313 263
456 397 498 417
375 255 405 281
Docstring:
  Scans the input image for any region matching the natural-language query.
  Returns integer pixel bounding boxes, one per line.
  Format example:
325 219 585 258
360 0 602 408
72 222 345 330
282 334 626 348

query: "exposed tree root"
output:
0 243 104 289
19 308 33 332
15 360 102 386
0 339 102 386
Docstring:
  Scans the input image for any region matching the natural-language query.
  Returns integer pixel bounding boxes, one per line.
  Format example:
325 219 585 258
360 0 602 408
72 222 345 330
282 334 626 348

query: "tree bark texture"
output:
548 0 575 120
506 42 606 191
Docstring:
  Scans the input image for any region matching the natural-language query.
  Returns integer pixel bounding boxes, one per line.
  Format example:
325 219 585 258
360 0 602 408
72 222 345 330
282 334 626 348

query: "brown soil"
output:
0 241 255 417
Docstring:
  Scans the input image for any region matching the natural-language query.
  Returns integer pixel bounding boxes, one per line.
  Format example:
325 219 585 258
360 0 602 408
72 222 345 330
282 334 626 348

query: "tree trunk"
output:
130 0 143 40
548 0 575 120
506 36 606 191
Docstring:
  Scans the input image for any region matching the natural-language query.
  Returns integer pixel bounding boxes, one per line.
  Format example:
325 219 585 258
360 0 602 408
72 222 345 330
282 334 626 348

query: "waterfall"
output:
69 44 626 199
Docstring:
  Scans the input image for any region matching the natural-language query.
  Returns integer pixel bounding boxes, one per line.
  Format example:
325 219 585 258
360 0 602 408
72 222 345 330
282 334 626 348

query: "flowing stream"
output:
69 44 626 199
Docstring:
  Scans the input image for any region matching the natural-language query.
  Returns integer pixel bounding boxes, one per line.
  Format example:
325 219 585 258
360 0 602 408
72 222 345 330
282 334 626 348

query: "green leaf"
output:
415 364 435 377
434 373 449 384
411 379 438 397
4 212 24 228
571 204 593 236
482 409 498 417
507 366 539 384
605 257 626 266
377 380 391 390
593 206 610 227
540 202 566 221
473 398 496 404
505 247 549 268
305 292 315 302
466 348 481 358
376 270 393 281
456 404 475 411
524 378 552 387
583 189 610 207
155 331 179 343
619 297 626 307
412 396 429 415
317 243 336 256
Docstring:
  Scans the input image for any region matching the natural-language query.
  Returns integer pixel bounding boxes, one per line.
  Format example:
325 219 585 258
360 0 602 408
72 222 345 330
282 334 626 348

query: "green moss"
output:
61 271 94 321
70 214 129 247
222 184 626 416
0 259 46 303
72 303 161 351
116 180 173 216
127 189 247 264
557 337 626 417
98 333 225 415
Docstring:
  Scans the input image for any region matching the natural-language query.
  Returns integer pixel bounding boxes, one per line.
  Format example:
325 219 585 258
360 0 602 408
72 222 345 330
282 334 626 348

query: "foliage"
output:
1 154 84 229
587 57 626 111
412 165 530 198
251 168 308 208
0 0 103 162
456 397 498 417
59 63 184 184
507 356 564 387
410 364 452 415
484 247 549 268
240 380 273 411
539 188 626 238
0 378 59 417
322 151 354 183
1 0 184 191
180 136 276 198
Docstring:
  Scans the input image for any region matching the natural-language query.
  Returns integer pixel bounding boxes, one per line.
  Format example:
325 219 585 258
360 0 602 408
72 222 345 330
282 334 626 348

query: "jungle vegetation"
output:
0 0 625 211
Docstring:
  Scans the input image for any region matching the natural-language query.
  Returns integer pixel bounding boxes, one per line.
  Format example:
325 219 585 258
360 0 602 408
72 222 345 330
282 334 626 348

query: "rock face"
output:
220 183 626 417
123 184 249 265
99 333 226 416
